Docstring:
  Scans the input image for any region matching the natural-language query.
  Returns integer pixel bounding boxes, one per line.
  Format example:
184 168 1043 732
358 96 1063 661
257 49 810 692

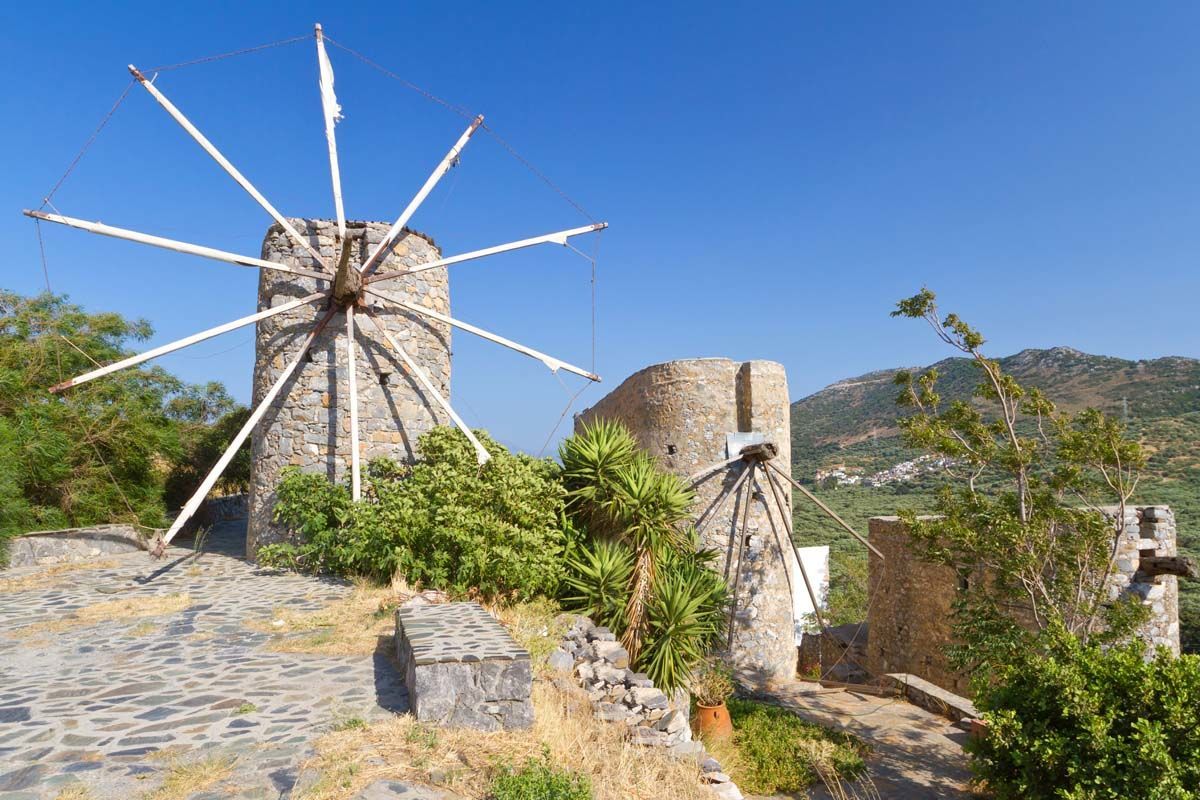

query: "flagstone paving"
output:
0 519 413 799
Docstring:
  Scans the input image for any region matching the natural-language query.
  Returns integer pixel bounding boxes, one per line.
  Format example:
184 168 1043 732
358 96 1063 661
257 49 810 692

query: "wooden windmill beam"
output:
695 461 752 537
359 306 491 466
128 65 331 272
157 307 338 550
726 462 756 649
359 116 485 278
363 289 600 382
346 305 362 501
761 467 828 632
764 460 884 560
23 211 331 282
366 223 608 285
49 291 328 393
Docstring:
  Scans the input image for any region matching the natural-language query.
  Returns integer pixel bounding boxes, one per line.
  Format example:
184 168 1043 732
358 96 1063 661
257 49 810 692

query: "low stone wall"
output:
395 602 533 731
7 524 148 568
550 615 746 800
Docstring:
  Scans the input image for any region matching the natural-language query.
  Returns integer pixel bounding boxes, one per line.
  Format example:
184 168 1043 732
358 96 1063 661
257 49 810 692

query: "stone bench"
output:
395 602 533 731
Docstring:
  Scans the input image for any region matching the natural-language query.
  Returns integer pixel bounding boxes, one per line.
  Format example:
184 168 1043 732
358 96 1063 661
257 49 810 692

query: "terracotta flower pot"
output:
695 701 733 740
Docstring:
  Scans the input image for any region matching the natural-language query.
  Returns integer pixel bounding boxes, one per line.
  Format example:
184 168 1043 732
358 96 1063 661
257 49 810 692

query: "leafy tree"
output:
261 426 566 600
891 289 1148 677
0 290 250 563
968 624 1200 800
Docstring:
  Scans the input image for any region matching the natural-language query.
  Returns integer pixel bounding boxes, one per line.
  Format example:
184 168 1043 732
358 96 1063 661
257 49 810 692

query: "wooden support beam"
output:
765 460 885 560
346 305 362 502
360 116 484 278
364 288 599 382
359 306 491 466
1138 555 1199 580
761 467 828 632
24 210 331 282
694 462 751 537
128 64 330 271
49 291 328 393
157 307 337 550
365 223 608 285
727 462 757 649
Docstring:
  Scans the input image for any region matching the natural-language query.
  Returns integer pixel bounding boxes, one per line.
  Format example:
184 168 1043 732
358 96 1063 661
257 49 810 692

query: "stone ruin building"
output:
577 357 798 685
865 506 1184 695
247 219 451 555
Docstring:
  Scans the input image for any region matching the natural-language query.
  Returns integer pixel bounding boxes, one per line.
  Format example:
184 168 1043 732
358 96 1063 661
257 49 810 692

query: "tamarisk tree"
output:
891 289 1146 677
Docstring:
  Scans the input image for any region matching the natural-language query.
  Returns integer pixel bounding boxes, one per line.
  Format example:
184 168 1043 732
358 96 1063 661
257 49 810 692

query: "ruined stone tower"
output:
578 358 797 685
247 219 451 555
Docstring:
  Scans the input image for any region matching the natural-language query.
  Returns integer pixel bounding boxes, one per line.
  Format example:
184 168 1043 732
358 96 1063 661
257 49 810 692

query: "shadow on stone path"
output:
0 518 411 799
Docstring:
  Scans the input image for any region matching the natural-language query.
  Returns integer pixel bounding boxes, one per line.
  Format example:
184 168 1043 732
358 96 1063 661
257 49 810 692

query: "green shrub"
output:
489 751 591 800
969 625 1200 799
718 698 866 795
260 427 566 600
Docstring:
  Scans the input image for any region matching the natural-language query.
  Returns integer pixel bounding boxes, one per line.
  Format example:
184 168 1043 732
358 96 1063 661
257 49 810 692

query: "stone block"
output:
395 602 532 731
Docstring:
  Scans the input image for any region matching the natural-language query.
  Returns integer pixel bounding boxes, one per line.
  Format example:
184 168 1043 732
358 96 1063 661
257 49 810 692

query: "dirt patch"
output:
8 593 192 638
247 582 399 656
0 560 120 594
298 681 711 800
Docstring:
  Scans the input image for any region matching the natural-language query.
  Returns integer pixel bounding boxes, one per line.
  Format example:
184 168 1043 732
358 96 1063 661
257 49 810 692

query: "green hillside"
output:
788 348 1200 653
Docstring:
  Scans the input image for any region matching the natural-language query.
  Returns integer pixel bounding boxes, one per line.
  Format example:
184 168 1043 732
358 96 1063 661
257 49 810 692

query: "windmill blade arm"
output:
358 306 491 466
24 210 331 282
50 291 328 393
160 307 337 546
364 289 599 382
764 460 884 560
359 115 485 278
366 223 608 285
128 65 330 271
345 305 361 501
314 24 347 241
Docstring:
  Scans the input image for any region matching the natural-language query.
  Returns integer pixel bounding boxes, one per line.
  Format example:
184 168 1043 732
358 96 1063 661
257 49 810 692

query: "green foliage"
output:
489 750 592 800
558 420 728 693
0 290 247 563
969 625 1200 800
261 427 566 600
720 698 866 795
891 289 1148 676
163 383 251 510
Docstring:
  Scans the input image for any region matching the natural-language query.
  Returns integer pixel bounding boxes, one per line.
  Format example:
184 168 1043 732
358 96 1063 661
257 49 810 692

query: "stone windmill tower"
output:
26 24 605 556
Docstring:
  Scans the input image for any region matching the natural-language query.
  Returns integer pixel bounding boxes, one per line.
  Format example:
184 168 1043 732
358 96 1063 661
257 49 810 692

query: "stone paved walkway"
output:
0 519 411 799
748 682 976 799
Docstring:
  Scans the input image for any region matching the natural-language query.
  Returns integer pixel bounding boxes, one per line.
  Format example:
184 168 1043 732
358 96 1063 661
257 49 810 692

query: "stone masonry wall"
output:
247 219 450 555
577 358 796 686
866 506 1182 695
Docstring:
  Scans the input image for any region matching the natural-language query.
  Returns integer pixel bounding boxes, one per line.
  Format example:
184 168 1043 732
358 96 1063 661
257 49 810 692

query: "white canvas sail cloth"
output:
318 42 344 125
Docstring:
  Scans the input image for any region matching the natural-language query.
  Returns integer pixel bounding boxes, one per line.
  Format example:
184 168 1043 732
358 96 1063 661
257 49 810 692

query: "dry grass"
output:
491 597 571 668
0 559 120 594
8 593 192 639
248 581 399 656
298 681 711 800
128 621 159 637
140 755 236 800
54 786 94 800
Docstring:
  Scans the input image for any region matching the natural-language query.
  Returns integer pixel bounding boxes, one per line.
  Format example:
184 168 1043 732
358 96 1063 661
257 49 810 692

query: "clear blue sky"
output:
4 2 1199 453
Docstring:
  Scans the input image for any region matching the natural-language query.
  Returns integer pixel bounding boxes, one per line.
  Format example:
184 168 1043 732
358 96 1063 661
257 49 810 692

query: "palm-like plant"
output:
560 419 719 677
602 455 695 660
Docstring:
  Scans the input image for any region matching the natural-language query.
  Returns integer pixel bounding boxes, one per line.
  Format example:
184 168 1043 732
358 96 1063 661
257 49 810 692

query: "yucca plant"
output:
562 537 633 633
602 455 695 660
559 418 637 536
